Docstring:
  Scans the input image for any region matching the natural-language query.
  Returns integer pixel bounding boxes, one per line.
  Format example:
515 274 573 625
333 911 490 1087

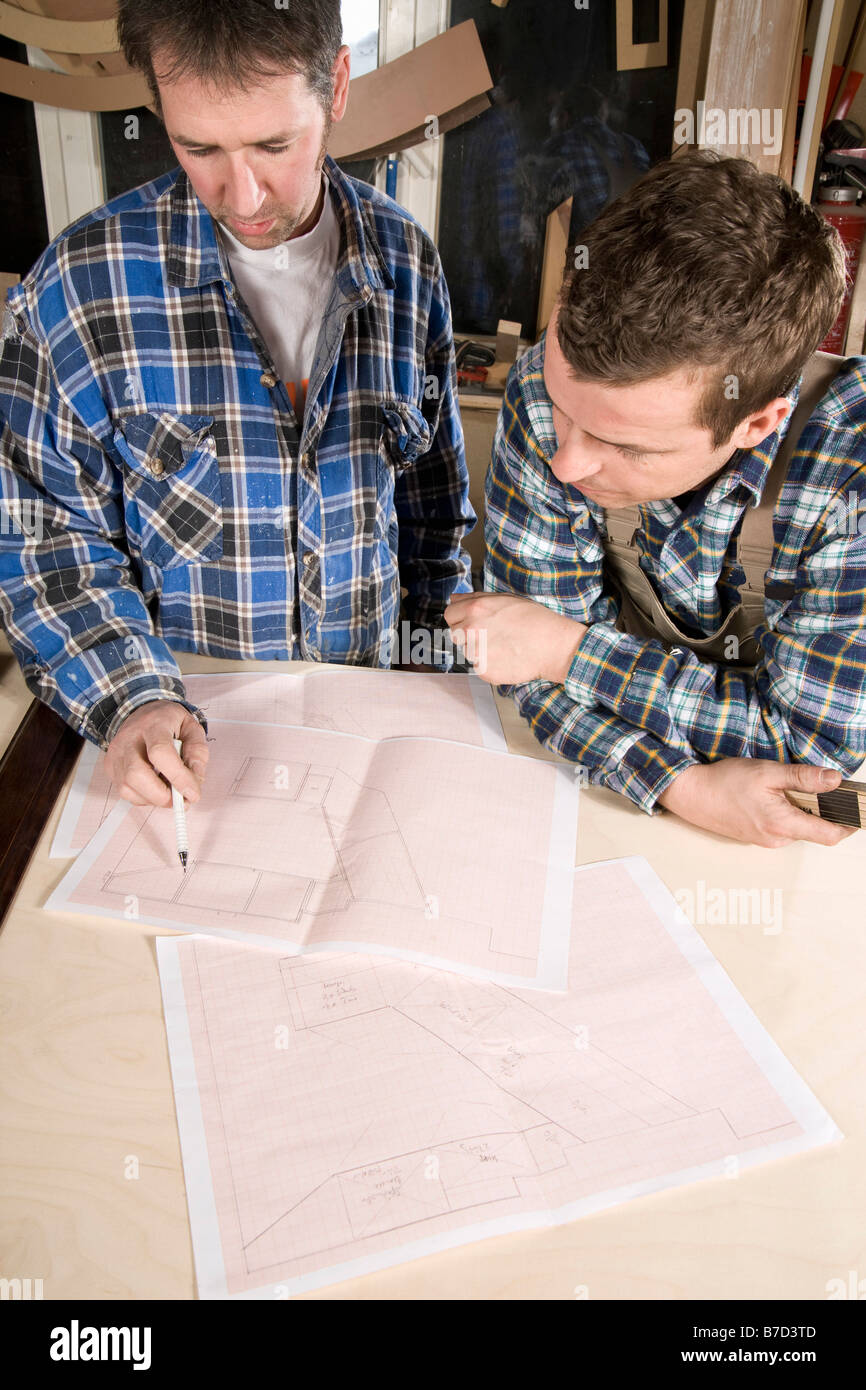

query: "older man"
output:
0 0 473 809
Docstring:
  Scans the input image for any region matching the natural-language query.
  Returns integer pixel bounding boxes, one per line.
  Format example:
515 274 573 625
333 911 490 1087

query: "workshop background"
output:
2 0 865 579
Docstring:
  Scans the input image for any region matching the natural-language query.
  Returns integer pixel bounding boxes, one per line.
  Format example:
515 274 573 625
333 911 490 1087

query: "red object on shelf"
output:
799 57 863 124
457 366 488 386
816 188 866 353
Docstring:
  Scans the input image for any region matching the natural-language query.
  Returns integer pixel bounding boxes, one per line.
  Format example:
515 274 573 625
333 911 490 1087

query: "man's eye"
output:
187 144 290 158
616 444 647 461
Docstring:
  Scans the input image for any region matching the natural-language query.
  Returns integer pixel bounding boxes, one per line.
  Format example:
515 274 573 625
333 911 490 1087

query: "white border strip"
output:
156 936 228 1300
49 739 98 858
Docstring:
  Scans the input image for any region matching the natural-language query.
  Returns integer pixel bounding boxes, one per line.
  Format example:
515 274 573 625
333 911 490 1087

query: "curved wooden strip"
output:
329 20 491 161
5 0 116 19
0 15 491 155
0 0 118 53
0 53 149 108
39 49 126 77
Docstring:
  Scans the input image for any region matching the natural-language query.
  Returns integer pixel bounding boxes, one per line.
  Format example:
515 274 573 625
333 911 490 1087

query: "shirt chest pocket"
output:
111 412 223 569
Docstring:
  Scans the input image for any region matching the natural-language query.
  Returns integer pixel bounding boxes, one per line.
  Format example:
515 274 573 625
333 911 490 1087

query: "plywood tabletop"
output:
0 650 863 1300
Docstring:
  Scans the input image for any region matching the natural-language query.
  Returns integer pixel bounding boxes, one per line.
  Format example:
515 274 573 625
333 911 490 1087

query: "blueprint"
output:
50 669 506 857
46 721 577 989
156 856 840 1299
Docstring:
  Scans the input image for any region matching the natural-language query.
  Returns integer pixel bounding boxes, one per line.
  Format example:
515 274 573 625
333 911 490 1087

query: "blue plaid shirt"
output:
485 336 866 812
0 156 474 748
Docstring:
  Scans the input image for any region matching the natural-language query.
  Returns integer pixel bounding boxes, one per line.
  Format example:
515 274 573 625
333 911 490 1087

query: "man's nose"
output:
549 438 602 485
223 160 267 218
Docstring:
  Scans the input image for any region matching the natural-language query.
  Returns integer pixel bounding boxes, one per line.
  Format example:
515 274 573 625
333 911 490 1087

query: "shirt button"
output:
303 552 315 568
260 372 277 388
204 436 215 450
149 458 165 477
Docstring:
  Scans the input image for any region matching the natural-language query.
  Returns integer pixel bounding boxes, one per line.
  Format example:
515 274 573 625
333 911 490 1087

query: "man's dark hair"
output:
117 0 343 117
556 151 847 447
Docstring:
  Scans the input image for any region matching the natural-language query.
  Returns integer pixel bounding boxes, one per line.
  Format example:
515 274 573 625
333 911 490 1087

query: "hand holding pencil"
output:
104 702 209 812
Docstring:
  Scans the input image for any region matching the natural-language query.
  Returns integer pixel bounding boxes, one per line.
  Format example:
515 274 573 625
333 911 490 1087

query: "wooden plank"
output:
673 0 716 151
702 0 811 174
0 52 149 109
0 2 118 53
794 0 846 194
827 0 866 122
780 0 809 184
537 197 573 338
0 699 82 934
329 20 491 162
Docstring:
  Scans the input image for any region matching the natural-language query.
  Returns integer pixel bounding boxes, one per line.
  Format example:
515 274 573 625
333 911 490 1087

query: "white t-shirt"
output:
219 174 340 419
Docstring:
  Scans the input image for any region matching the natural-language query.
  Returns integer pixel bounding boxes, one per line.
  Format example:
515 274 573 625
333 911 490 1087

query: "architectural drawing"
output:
48 721 577 990
103 760 427 923
50 669 506 858
157 857 839 1298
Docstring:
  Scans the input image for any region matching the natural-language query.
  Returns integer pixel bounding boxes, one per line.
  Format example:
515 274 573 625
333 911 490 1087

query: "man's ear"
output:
330 46 352 124
729 396 792 451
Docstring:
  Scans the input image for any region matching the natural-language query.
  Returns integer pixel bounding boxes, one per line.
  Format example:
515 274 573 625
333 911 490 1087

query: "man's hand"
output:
444 592 586 685
104 702 209 809
658 758 856 847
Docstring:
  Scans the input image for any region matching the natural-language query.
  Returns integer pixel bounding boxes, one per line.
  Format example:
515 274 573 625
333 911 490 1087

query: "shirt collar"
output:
164 154 395 295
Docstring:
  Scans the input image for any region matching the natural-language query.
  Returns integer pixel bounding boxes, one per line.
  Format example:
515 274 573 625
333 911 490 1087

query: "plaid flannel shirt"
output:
485 336 866 812
0 155 474 749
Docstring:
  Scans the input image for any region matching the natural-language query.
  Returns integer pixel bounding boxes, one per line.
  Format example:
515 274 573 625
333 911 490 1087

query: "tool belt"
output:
601 352 843 670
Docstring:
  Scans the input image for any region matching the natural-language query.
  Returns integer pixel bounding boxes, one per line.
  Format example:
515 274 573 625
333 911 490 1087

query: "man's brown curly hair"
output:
556 151 847 447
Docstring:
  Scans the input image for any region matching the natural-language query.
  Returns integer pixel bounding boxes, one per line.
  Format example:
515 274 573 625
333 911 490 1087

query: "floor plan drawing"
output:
157 856 840 1299
47 720 578 989
103 758 427 925
50 669 506 858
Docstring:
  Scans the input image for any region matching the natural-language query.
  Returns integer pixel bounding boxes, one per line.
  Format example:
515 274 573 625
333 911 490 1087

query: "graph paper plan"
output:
156 855 840 1299
50 670 505 858
46 721 577 989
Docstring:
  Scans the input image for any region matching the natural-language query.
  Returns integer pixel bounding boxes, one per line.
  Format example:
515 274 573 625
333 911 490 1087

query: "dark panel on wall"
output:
0 37 49 277
439 0 685 338
100 106 176 200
